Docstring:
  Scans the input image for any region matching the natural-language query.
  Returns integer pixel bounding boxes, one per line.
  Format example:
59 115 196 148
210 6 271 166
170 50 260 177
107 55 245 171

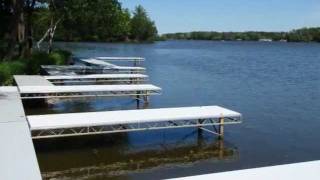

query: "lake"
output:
27 40 320 179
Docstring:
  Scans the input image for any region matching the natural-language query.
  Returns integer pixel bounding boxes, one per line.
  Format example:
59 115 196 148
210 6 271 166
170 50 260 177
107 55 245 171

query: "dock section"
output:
44 74 148 84
80 58 146 71
0 87 41 180
13 75 160 102
41 65 145 75
28 106 242 139
18 84 161 99
95 57 145 66
171 160 320 180
96 57 145 61
14 75 53 86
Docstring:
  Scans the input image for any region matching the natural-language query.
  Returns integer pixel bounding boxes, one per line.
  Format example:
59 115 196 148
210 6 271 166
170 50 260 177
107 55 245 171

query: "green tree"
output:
130 5 157 41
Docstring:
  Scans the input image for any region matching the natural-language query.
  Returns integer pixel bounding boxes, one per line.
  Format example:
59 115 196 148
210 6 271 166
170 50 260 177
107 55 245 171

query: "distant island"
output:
160 27 320 42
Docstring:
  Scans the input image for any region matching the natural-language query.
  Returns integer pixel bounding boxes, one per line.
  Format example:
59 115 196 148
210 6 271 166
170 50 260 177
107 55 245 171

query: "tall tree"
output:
130 5 157 41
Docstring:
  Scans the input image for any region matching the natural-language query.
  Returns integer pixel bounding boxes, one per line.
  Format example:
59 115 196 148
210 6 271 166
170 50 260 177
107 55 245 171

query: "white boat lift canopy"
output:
28 106 242 139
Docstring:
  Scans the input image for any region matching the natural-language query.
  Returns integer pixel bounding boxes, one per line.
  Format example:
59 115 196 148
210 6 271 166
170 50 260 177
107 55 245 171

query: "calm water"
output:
27 41 320 179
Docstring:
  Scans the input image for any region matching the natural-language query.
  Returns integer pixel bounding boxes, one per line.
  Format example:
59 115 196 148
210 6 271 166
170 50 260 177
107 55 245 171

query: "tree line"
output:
161 27 320 42
0 0 158 60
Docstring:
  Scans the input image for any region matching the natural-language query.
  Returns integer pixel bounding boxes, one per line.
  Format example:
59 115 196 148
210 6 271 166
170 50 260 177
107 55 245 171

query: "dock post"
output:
136 91 140 105
197 120 204 146
143 95 149 104
218 139 224 159
197 119 203 138
134 60 137 67
218 114 224 139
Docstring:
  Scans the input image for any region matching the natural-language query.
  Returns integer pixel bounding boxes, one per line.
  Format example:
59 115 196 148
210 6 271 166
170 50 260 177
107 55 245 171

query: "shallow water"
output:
27 40 320 179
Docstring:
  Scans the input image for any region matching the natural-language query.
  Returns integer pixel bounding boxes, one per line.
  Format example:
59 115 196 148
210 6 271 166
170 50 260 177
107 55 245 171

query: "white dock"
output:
27 106 242 139
14 75 53 86
13 75 161 101
18 84 161 99
96 57 145 62
0 87 41 180
81 58 146 71
171 160 320 180
41 65 145 75
44 74 148 84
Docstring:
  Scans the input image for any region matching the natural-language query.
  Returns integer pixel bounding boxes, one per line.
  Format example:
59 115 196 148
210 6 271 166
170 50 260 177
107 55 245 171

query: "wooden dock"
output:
0 87 41 180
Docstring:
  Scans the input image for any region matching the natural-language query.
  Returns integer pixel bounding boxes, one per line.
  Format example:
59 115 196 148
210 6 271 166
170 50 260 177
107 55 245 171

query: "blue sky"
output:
120 0 320 34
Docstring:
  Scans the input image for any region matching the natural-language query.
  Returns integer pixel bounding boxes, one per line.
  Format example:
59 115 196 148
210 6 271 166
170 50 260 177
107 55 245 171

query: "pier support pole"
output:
136 91 140 105
197 119 203 146
218 115 224 139
143 95 149 103
218 139 224 159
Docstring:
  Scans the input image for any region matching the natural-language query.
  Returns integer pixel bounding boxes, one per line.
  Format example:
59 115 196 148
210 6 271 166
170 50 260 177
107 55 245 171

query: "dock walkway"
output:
13 75 161 101
28 106 242 139
0 87 41 180
96 57 145 62
41 65 145 75
80 58 146 71
171 160 320 180
44 74 148 84
14 75 53 86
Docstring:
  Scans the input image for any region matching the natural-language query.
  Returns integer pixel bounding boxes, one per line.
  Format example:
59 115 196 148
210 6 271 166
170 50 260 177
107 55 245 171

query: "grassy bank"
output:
0 50 72 85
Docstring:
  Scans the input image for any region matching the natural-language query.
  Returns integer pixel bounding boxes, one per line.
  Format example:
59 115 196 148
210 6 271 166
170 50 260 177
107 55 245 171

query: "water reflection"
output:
35 131 238 180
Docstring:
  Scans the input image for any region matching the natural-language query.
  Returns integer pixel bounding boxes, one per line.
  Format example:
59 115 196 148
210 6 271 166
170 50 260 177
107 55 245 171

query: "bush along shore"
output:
0 50 72 85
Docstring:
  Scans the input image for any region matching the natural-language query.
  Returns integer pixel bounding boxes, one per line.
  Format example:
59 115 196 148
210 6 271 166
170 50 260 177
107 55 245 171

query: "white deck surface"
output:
81 58 145 70
14 75 53 86
96 57 145 61
0 87 41 180
27 106 241 130
171 160 320 180
19 84 161 94
44 74 148 80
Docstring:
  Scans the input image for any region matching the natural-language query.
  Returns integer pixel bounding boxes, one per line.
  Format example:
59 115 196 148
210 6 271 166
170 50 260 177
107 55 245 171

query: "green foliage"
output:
130 5 158 41
25 51 54 74
162 28 320 42
0 61 26 85
32 1 157 42
0 50 71 85
51 0 141 42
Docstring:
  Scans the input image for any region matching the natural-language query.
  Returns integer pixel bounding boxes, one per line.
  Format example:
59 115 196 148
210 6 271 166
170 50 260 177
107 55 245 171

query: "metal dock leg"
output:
219 115 224 139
